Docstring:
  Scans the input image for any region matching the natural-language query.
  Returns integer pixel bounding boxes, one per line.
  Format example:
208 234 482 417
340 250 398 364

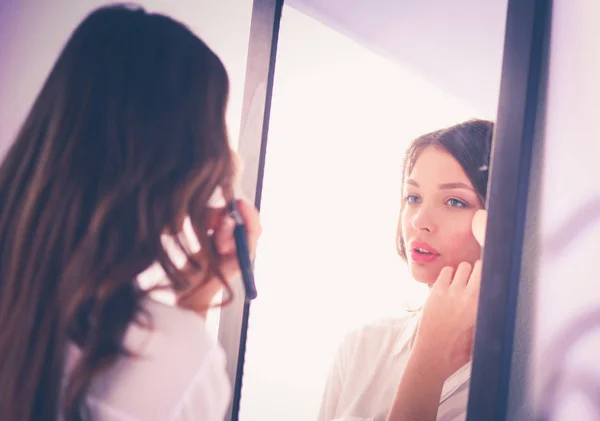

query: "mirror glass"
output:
239 1 508 420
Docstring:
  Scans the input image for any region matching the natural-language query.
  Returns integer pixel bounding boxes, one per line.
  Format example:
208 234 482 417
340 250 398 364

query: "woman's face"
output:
401 146 484 284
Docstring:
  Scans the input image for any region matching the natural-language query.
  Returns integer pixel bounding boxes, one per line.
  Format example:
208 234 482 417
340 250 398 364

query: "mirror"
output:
237 1 508 420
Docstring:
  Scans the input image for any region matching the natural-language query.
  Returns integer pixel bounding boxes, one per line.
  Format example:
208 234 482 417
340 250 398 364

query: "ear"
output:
471 209 488 247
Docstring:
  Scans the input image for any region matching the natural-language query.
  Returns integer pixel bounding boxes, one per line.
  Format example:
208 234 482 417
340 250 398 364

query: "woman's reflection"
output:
318 119 493 421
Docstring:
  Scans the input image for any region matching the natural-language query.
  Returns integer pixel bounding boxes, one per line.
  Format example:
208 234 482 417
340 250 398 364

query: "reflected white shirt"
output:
63 298 231 421
318 312 471 421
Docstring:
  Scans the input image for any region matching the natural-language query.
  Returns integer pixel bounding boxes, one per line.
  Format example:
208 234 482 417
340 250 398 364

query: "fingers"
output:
214 216 236 255
436 266 454 288
235 198 262 256
467 260 482 296
212 198 261 257
449 260 482 291
451 261 473 288
174 198 262 313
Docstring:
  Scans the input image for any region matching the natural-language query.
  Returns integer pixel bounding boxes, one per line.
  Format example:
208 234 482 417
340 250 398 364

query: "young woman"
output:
0 5 260 421
318 119 494 421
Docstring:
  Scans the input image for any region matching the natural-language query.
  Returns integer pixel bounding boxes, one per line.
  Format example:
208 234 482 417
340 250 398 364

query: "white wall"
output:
533 1 600 419
0 0 252 158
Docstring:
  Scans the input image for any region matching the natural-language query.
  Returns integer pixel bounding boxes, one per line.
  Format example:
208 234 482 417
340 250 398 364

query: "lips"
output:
410 241 440 263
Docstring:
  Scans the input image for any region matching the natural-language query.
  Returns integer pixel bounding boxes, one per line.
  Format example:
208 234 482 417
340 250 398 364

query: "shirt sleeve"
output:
170 345 232 421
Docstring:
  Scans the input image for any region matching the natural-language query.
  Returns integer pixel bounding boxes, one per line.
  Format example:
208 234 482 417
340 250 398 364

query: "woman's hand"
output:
386 210 487 421
414 261 482 378
211 198 262 279
413 209 487 378
387 262 482 421
176 198 262 316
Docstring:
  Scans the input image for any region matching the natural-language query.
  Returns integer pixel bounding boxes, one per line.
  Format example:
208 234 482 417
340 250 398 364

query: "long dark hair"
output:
396 119 494 260
0 5 235 420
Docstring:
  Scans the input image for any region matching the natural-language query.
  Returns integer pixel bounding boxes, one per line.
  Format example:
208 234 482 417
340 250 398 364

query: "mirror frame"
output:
219 0 552 420
216 1 284 421
467 1 551 420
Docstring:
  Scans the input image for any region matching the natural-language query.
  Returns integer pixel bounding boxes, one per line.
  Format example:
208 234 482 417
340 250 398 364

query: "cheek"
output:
440 214 482 265
400 208 413 246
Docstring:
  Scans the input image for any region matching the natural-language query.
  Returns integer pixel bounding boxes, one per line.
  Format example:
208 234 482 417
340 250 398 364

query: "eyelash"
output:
446 197 469 208
404 194 470 209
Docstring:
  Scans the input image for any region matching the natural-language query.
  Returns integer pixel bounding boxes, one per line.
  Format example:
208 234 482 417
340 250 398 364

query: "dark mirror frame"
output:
467 1 551 420
217 1 284 420
218 0 552 420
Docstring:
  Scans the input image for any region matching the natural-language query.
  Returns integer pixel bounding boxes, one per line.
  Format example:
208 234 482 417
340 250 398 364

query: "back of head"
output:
0 4 234 420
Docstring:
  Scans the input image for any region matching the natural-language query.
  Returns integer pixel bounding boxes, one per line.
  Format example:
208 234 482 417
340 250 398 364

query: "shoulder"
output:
340 312 417 353
85 299 231 421
328 312 418 374
134 298 216 354
125 298 224 374
321 312 418 396
126 297 228 389
357 313 417 335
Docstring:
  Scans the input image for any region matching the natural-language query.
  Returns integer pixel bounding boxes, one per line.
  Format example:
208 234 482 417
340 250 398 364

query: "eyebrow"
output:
406 179 475 192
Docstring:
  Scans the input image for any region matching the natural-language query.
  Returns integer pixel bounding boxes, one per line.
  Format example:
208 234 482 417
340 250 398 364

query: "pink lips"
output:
410 241 440 264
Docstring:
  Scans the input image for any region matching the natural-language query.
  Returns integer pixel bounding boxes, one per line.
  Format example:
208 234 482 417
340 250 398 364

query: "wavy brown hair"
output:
396 119 494 260
0 4 235 420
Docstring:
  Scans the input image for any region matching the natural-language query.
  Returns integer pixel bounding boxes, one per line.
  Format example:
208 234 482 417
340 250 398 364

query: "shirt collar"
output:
441 361 472 403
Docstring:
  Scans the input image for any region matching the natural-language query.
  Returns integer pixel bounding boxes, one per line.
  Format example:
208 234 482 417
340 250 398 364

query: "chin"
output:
410 264 440 285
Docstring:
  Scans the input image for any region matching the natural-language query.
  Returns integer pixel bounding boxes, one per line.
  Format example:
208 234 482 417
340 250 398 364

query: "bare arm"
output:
387 259 482 421
386 341 447 421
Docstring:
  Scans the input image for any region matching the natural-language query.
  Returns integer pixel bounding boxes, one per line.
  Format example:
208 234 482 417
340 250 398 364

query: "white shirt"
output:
63 298 231 421
318 312 471 421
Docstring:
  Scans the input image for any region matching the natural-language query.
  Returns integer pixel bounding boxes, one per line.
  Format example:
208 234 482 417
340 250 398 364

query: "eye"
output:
405 194 421 204
446 197 468 208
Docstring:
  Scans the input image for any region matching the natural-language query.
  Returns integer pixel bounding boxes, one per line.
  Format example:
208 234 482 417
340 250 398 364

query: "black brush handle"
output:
229 202 257 300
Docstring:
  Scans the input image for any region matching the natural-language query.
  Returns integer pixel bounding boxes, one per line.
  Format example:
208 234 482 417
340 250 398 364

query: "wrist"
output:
387 343 447 421
411 338 453 380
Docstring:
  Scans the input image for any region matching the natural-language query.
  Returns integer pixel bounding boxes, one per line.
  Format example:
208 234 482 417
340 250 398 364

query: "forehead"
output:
407 146 472 187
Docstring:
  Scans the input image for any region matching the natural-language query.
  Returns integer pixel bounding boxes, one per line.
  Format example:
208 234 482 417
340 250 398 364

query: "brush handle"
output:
229 202 258 300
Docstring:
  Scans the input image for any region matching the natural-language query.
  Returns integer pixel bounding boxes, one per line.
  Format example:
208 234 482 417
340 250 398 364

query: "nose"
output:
412 205 436 233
